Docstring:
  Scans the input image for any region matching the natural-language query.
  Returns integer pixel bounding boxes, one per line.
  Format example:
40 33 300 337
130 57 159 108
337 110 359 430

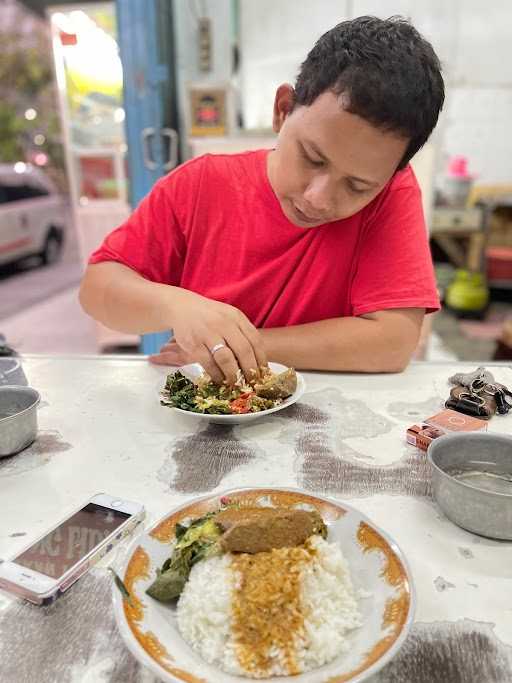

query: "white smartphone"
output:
0 493 145 605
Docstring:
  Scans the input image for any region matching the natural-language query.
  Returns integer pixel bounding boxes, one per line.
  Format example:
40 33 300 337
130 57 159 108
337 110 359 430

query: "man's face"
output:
267 86 409 228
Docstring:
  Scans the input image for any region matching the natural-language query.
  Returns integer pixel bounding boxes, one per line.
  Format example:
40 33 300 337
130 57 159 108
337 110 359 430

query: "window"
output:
0 182 49 203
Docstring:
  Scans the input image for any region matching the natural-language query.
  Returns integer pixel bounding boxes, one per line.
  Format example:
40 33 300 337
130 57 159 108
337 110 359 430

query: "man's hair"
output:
294 16 445 169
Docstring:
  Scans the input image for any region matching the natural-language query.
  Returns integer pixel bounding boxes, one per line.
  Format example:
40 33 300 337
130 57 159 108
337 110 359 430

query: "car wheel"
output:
41 232 62 266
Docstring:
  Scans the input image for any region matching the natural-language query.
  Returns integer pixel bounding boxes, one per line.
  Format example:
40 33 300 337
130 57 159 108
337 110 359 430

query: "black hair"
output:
294 16 445 169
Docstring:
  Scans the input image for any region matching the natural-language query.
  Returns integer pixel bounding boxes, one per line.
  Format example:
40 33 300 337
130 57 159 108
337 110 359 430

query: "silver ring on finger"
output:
210 342 227 355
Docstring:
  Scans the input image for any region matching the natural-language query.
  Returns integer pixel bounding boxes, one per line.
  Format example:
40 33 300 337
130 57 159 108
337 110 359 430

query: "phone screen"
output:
14 503 130 579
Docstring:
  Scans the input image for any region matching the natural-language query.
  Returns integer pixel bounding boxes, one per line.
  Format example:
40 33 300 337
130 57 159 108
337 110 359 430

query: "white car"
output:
0 163 67 267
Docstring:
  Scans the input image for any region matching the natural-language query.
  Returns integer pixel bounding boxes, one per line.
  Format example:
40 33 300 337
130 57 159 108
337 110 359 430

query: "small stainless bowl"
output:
0 386 41 457
428 432 512 540
0 358 21 385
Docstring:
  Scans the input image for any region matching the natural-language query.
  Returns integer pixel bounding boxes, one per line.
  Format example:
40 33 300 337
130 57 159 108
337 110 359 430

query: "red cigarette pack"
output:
406 408 487 451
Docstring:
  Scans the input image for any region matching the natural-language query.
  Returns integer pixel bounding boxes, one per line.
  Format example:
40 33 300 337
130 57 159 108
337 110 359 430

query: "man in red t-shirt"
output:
80 16 444 384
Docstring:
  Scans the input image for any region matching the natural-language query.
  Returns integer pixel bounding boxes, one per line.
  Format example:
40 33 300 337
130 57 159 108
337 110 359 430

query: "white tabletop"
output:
1 355 511 683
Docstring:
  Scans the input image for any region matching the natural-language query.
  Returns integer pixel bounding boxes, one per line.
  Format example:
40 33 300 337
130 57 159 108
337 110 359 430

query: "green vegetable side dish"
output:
146 511 223 602
146 502 328 603
160 367 298 415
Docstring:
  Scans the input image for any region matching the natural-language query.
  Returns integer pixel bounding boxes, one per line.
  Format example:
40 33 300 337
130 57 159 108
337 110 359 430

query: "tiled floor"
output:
433 302 511 361
1 287 97 355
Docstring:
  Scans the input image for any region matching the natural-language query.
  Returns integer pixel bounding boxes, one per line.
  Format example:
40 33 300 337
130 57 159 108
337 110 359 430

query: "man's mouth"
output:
292 203 325 225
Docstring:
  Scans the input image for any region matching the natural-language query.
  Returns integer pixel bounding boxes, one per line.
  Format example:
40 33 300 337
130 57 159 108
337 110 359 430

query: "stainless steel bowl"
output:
0 386 41 457
428 432 512 540
0 358 21 385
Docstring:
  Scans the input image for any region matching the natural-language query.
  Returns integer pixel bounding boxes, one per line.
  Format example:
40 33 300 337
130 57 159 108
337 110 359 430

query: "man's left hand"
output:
149 339 189 366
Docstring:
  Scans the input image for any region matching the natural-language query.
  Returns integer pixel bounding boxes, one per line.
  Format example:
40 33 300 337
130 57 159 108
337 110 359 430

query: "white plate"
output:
112 487 415 683
158 362 306 424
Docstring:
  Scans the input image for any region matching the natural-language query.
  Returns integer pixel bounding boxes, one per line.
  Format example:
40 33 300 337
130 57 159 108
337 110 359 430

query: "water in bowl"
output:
446 461 512 494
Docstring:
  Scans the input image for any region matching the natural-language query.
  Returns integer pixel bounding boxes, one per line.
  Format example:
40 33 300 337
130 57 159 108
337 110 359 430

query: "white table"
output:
1 356 511 683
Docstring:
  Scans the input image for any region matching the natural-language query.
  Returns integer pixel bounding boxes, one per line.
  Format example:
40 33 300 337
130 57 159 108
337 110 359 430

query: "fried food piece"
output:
216 506 326 553
254 368 297 400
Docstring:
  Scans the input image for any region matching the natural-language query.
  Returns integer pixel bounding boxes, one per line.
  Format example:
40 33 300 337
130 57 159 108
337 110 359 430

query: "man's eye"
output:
307 156 324 167
300 147 324 167
347 183 368 195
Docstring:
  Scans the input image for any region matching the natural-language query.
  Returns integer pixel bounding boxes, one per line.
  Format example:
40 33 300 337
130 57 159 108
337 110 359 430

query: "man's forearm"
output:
79 262 179 334
260 311 423 372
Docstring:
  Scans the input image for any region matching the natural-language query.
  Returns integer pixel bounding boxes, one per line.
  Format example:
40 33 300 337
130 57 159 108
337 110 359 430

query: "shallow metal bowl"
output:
428 432 512 540
0 358 22 385
0 386 40 457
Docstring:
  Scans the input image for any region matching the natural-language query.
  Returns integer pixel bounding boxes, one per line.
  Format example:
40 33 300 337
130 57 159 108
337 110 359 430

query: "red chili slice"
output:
229 392 255 414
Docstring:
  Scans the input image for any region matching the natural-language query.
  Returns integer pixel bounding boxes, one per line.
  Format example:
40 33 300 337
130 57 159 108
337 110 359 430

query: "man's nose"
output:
303 175 336 216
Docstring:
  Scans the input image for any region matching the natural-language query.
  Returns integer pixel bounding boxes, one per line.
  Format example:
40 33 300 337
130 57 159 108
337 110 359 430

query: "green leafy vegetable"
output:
165 371 192 394
175 522 188 541
108 567 133 607
146 515 222 602
161 371 197 411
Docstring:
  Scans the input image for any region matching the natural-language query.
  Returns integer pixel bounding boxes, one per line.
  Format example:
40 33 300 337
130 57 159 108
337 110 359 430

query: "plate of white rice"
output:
112 488 415 683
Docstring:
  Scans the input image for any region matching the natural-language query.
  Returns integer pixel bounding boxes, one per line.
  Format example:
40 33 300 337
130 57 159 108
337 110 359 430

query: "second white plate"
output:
158 362 306 424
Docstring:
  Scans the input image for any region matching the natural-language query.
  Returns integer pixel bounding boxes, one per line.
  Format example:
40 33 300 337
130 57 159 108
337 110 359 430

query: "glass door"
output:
116 0 179 354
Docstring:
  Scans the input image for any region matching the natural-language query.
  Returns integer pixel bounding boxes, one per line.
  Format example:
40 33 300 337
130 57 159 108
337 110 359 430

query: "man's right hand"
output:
80 263 266 385
162 289 267 385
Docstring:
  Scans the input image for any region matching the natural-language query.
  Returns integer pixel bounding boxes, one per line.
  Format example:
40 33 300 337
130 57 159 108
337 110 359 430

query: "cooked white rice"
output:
176 535 362 678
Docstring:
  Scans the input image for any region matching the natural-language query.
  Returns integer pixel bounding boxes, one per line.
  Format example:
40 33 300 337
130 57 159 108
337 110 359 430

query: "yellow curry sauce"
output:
231 540 317 676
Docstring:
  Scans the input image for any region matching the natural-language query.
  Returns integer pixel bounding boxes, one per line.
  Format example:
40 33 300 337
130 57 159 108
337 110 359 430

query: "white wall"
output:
239 0 351 129
438 0 512 184
239 0 512 184
173 0 233 156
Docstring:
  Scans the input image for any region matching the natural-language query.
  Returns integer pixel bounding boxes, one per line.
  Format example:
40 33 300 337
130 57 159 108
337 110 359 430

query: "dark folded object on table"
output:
445 384 496 419
446 366 512 418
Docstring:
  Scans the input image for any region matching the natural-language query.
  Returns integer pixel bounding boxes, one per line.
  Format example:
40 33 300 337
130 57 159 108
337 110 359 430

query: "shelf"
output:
488 279 512 289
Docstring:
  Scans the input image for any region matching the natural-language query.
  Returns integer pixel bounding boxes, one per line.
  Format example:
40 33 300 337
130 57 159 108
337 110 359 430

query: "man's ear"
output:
272 84 295 133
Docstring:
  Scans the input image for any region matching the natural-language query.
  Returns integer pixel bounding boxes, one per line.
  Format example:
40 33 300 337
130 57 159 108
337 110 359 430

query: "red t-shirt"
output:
89 150 439 327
